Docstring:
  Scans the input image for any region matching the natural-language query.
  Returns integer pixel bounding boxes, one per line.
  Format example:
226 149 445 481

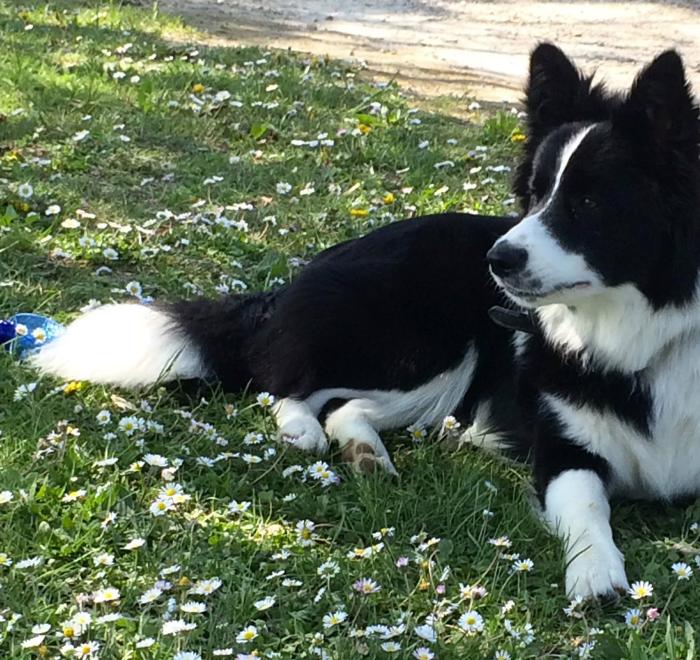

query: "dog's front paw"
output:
279 418 329 453
565 544 629 600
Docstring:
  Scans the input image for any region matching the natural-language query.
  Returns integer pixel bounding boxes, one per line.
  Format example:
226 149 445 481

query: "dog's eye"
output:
580 196 597 210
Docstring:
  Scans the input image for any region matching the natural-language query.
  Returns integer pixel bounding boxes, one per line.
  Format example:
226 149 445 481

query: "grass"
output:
0 1 699 658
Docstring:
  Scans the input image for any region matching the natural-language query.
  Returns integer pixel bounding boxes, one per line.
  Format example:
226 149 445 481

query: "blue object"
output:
0 313 64 359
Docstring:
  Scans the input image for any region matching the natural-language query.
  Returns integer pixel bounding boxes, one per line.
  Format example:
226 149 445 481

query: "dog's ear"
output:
525 43 587 138
614 50 699 159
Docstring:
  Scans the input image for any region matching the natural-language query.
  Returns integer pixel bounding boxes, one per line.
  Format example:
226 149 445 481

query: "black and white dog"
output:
34 44 700 600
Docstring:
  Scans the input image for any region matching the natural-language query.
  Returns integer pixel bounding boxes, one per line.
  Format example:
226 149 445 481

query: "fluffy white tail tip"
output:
31 304 207 387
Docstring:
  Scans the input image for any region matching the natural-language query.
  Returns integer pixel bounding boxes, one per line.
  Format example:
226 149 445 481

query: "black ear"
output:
614 50 699 158
525 43 589 138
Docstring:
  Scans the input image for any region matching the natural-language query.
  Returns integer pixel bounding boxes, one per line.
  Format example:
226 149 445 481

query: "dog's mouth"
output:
499 280 592 304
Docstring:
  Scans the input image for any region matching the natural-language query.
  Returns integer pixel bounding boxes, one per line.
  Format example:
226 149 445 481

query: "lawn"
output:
0 2 699 658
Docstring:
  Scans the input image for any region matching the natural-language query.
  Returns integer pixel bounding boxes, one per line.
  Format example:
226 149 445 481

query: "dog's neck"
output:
536 283 700 373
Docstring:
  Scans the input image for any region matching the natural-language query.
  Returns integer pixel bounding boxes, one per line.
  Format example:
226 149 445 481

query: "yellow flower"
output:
382 192 395 204
510 131 526 143
177 576 191 587
350 208 369 217
192 83 205 94
357 123 372 135
63 381 83 394
418 579 430 591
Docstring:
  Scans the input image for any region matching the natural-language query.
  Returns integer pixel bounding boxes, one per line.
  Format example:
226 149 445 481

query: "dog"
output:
32 43 700 601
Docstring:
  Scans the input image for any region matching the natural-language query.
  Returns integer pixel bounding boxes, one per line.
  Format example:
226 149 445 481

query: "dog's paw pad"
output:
340 440 398 476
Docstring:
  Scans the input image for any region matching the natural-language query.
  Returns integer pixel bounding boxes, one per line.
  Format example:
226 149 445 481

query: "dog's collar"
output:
488 306 537 334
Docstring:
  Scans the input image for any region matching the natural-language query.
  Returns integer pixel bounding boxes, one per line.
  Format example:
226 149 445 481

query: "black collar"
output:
488 306 537 334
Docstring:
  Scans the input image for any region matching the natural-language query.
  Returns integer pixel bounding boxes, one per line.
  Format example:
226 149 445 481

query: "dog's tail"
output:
31 291 279 390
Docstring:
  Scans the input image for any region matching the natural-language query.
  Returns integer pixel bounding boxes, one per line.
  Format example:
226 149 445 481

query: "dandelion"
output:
256 391 275 408
236 625 258 644
672 562 693 580
353 577 381 595
628 580 654 600
458 610 484 635
624 608 643 628
254 596 275 611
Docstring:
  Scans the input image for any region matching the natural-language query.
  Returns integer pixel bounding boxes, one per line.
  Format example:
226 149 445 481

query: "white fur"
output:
537 282 700 373
544 325 700 500
305 344 478 431
274 398 328 453
545 470 628 599
459 399 507 451
324 399 399 475
31 304 208 387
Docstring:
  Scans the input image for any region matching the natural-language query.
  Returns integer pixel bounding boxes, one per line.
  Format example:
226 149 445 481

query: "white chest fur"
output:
544 330 700 500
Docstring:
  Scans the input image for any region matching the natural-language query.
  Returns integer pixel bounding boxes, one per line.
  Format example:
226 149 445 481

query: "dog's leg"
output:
324 399 398 476
544 469 628 599
274 398 328 453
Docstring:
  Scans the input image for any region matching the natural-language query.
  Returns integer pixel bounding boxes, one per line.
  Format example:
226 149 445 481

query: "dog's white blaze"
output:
493 124 602 300
31 304 208 387
545 469 628 598
305 343 478 431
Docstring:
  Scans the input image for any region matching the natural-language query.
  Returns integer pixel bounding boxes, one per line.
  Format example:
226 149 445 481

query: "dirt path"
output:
157 0 700 102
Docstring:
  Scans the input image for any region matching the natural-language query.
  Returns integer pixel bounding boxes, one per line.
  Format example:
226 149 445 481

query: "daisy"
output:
322 610 347 628
162 620 197 635
62 489 86 503
21 635 45 649
381 642 401 653
92 552 114 567
256 391 275 407
180 601 207 614
513 558 534 572
672 562 693 580
31 327 46 343
295 519 316 546
0 491 13 504
353 577 381 595
317 560 340 578
173 653 201 660
414 624 436 643
45 204 61 215
624 608 643 628
414 649 435 660
489 536 512 549
18 183 33 199
102 247 119 260
236 625 258 644
149 497 175 516
93 587 120 603
628 580 654 600
125 281 142 298
407 424 426 441
96 410 111 425
124 537 145 550
458 610 484 634
135 638 155 648
74 641 100 657
189 577 222 595
494 651 511 660
254 596 275 611
139 587 163 605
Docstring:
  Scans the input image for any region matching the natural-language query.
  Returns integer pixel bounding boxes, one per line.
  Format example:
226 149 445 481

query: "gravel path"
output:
156 0 700 101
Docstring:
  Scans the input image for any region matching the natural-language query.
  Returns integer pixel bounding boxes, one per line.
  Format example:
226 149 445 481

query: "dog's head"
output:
489 44 700 310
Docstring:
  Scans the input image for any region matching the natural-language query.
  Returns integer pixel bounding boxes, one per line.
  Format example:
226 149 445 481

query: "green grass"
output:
0 2 699 658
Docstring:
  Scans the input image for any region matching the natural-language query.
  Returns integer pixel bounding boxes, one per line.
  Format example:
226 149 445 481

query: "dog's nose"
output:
487 241 528 278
